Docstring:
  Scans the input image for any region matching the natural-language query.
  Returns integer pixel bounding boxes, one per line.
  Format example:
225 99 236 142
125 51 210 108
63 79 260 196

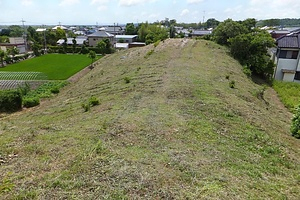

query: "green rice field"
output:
0 54 96 80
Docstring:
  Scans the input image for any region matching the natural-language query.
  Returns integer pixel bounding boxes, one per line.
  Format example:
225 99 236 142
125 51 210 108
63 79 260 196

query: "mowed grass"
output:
0 54 97 80
0 39 300 199
273 80 300 112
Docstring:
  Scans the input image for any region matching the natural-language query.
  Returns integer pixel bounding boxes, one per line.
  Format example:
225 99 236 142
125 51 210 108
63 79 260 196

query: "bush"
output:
0 90 22 112
124 77 131 84
50 87 60 94
82 96 100 112
89 96 100 106
243 66 252 77
229 80 235 88
291 104 300 139
23 97 40 108
81 103 90 112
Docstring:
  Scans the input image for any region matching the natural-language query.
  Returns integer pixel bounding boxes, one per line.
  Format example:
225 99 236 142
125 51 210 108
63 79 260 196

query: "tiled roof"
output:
277 31 300 48
88 31 114 37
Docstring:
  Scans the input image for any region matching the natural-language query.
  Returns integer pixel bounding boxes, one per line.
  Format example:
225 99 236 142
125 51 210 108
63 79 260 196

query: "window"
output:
279 50 299 59
295 72 300 80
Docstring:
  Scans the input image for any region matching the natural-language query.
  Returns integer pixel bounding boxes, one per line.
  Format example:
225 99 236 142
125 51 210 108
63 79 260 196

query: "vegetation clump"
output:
291 105 300 138
0 90 22 112
82 96 100 112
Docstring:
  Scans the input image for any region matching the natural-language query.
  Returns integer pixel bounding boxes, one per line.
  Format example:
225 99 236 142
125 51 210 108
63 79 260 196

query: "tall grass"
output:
273 80 300 112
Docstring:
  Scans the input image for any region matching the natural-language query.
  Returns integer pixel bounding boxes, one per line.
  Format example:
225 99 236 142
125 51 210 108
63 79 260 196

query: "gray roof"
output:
57 37 87 45
277 31 300 48
115 35 137 39
88 31 114 38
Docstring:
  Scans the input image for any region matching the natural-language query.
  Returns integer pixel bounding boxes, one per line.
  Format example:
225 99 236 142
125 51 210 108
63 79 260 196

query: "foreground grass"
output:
273 80 300 112
0 39 299 199
0 54 99 80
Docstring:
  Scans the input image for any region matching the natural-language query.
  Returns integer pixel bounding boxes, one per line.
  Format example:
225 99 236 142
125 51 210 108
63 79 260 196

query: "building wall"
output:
274 59 298 80
88 37 114 47
283 73 295 82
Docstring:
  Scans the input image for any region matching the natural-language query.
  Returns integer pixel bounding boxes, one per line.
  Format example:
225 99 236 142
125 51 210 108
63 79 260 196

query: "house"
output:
269 30 290 39
99 26 124 35
87 29 115 47
273 31 300 82
190 30 212 38
57 36 87 46
52 25 68 31
115 35 138 43
0 37 26 54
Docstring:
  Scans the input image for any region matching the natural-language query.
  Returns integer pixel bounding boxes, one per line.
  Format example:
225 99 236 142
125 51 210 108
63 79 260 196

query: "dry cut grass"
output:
0 39 300 199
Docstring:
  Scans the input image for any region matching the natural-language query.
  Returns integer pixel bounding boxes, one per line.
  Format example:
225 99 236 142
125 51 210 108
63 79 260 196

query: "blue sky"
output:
1 0 300 25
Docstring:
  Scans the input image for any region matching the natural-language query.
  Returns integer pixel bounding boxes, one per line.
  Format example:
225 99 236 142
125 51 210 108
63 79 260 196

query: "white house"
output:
274 31 300 82
87 29 115 47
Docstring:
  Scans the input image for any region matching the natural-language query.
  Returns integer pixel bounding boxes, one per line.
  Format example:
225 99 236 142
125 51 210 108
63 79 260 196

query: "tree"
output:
32 42 41 56
0 49 5 67
96 40 106 55
88 50 96 67
228 30 275 79
7 47 19 62
72 37 77 54
241 18 257 31
138 22 149 42
205 18 220 29
8 25 23 37
125 23 137 35
212 19 248 45
56 28 66 40
291 104 300 138
169 25 176 38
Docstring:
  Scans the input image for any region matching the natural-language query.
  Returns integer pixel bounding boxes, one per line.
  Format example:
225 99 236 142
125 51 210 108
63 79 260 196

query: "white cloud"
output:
180 9 190 16
118 0 157 7
187 0 204 4
97 5 107 11
90 0 109 5
21 0 33 6
59 0 80 6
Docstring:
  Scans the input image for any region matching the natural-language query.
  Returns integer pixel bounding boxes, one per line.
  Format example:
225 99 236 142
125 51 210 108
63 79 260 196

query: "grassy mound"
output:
0 39 299 199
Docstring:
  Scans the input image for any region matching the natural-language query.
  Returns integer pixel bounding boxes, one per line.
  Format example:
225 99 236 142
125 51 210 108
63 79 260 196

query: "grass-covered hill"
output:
1 39 300 199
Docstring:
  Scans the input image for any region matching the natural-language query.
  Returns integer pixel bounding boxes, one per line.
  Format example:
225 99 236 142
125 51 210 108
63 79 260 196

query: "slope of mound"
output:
1 39 299 199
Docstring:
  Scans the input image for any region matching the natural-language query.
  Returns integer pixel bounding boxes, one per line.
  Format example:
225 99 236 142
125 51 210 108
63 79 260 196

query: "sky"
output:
0 0 300 26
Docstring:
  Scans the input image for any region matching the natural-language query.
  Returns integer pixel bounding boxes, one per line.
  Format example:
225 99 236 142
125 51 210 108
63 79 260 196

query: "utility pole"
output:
21 18 27 52
43 24 47 54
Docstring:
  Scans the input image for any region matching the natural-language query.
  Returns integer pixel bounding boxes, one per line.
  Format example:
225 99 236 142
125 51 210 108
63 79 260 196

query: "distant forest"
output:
257 18 300 27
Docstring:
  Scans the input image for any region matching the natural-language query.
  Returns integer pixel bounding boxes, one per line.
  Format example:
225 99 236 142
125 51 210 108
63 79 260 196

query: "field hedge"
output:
0 90 22 112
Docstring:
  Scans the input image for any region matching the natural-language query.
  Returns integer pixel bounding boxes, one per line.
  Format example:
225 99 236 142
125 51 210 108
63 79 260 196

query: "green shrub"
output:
291 104 300 138
124 77 131 84
154 40 160 48
89 96 100 106
144 49 154 58
82 103 91 112
23 97 40 108
0 90 22 113
229 80 235 88
225 75 230 80
82 96 100 112
18 82 31 96
50 87 60 94
243 66 252 77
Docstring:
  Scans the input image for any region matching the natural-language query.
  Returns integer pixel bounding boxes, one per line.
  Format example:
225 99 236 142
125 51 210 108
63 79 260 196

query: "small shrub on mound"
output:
82 96 100 112
291 104 300 139
0 90 22 112
89 96 100 106
229 80 236 88
23 97 40 108
50 87 60 94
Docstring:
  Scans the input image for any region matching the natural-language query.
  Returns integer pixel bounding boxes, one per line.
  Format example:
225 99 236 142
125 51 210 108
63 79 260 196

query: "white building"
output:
274 31 300 82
